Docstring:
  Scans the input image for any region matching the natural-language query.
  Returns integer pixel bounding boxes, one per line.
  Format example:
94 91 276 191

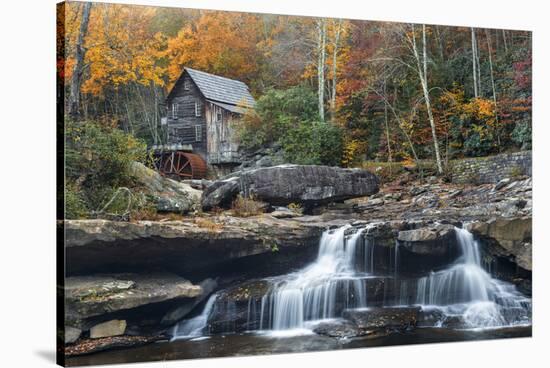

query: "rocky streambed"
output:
61 165 532 362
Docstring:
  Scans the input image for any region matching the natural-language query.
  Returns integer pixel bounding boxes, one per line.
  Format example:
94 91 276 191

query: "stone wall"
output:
450 151 532 184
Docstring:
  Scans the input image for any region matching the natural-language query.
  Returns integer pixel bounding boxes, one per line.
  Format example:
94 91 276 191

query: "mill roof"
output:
167 67 256 109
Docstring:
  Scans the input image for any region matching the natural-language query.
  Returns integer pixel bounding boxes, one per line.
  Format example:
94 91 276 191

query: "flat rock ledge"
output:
63 216 348 275
65 272 202 321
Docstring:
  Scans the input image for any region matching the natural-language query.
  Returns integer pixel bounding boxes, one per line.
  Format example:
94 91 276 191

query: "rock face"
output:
202 165 380 210
65 273 202 325
160 278 217 326
63 216 345 275
397 224 457 256
466 217 531 271
208 279 272 333
129 161 202 213
90 320 127 339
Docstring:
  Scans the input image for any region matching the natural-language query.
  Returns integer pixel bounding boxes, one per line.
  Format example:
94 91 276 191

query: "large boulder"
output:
90 320 127 339
129 161 202 213
64 326 82 344
202 165 379 210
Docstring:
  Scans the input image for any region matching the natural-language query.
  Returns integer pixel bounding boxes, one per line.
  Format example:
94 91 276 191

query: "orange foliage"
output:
162 12 264 88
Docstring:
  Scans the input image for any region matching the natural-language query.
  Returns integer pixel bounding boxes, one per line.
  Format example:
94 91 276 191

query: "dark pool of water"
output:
66 326 531 366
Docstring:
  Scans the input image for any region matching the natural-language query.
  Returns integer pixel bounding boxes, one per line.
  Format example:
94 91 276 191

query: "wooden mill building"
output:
161 67 256 177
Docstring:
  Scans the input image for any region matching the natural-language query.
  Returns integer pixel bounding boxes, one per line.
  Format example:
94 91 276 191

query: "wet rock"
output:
397 224 457 256
202 165 379 210
417 308 445 327
90 320 127 338
467 217 532 271
313 319 366 338
65 326 82 344
342 307 420 330
129 161 201 213
161 278 217 326
208 279 272 333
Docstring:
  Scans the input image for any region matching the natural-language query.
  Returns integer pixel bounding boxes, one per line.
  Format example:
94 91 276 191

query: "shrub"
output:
65 182 88 219
64 119 148 219
231 194 265 217
280 121 343 166
511 122 532 150
287 202 303 215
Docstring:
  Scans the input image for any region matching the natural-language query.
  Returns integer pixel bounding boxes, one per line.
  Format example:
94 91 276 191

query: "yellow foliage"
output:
341 139 363 167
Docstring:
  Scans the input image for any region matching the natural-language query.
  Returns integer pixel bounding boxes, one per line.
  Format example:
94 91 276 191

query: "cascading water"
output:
171 224 531 340
258 225 370 330
171 294 218 340
399 227 531 328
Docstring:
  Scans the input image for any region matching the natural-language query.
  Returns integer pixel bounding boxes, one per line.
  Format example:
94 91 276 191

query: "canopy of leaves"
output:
61 3 531 168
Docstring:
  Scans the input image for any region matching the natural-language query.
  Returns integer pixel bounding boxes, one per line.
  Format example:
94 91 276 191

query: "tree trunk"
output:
330 20 342 120
68 2 92 120
384 79 392 163
502 29 508 53
485 29 501 147
471 27 479 98
412 24 443 174
317 19 326 122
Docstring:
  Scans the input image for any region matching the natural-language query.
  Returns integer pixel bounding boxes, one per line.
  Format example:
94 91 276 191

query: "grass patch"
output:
231 194 266 217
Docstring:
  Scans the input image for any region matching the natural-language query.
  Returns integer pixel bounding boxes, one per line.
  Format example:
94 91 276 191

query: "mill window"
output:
195 101 202 117
172 103 179 119
195 125 202 142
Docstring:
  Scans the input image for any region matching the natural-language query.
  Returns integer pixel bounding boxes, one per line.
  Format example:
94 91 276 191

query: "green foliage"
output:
511 122 532 150
64 119 148 218
238 85 319 151
238 86 343 166
65 183 88 219
280 121 343 166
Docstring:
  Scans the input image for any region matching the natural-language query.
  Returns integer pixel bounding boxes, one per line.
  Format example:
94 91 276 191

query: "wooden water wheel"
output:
154 151 207 179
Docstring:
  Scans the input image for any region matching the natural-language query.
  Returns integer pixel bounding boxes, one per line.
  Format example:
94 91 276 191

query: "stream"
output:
66 224 532 366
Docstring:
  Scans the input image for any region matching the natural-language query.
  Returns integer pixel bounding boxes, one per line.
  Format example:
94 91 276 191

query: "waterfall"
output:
411 227 531 328
171 294 218 340
257 225 375 331
171 224 531 339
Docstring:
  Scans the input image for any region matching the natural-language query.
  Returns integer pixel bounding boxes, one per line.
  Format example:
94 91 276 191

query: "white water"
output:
400 228 531 328
171 294 218 340
172 224 531 339
257 225 375 330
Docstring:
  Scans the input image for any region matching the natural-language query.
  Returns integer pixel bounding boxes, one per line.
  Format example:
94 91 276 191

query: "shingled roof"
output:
167 67 256 109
